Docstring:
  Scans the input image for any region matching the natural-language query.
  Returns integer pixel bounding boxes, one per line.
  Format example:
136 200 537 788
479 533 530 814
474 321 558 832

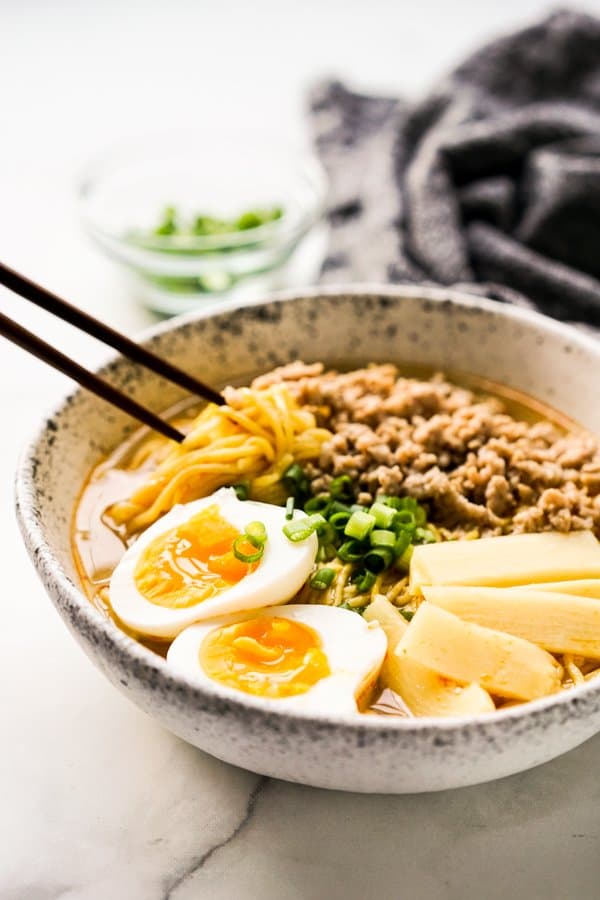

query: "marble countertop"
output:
2 1 600 897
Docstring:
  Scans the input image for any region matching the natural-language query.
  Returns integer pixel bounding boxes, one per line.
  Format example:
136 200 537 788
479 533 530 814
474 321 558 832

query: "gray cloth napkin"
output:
310 9 600 328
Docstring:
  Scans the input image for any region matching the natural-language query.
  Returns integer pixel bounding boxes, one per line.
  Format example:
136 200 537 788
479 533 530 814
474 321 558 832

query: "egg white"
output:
109 488 318 639
166 604 387 715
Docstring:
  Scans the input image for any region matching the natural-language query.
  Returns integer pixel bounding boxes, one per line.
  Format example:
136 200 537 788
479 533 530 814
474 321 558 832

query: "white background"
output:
2 2 600 898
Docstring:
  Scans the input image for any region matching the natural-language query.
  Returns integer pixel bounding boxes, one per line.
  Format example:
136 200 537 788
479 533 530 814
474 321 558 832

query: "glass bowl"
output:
79 134 328 315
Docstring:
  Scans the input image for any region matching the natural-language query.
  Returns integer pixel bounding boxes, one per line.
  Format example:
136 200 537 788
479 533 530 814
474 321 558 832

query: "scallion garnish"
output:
338 602 365 614
344 510 376 541
282 463 310 502
244 521 267 547
398 543 414 568
330 500 352 515
232 521 268 562
151 204 283 238
414 526 436 544
329 509 352 531
394 509 416 531
394 531 412 558
364 546 394 574
370 529 396 548
369 502 397 529
282 513 326 542
377 495 402 509
354 569 377 592
233 482 249 501
337 539 365 562
330 474 354 502
317 543 336 563
279 484 435 593
304 494 331 515
283 463 305 484
309 567 336 590
232 535 264 563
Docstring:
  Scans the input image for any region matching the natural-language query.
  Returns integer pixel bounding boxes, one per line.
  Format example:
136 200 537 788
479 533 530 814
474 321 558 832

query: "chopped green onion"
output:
329 510 352 531
317 520 336 544
394 531 412 558
400 497 419 511
309 567 336 590
338 602 364 614
317 543 336 563
283 463 304 485
154 205 177 235
344 510 376 541
354 570 377 592
398 543 414 569
278 479 430 589
377 495 402 509
394 510 416 531
414 526 437 544
370 529 396 549
330 500 352 515
236 207 283 230
282 513 326 543
337 540 365 562
377 495 426 523
301 513 327 532
233 483 249 501
364 547 394 574
151 204 283 238
283 520 314 542
304 494 331 515
237 211 264 230
244 521 267 547
330 475 354 502
232 535 264 563
369 502 397 529
282 463 310 500
414 505 427 527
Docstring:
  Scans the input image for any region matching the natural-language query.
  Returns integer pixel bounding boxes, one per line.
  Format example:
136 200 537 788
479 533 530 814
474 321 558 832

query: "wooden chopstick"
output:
0 261 224 406
0 260 227 443
0 311 186 443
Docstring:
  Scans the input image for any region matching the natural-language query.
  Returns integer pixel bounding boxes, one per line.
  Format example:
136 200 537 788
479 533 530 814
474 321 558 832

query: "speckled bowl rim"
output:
15 284 600 742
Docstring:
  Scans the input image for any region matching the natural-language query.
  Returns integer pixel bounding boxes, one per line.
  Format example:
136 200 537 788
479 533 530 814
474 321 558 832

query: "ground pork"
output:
253 362 600 538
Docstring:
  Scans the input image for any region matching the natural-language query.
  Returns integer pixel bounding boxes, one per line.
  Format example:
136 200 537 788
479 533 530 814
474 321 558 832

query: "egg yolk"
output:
133 505 257 609
200 615 331 699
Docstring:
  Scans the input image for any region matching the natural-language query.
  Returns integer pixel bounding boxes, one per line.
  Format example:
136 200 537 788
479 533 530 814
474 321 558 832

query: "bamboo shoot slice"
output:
384 650 496 717
397 602 562 700
364 596 495 716
422 586 600 659
518 580 600 599
363 594 409 645
410 530 600 589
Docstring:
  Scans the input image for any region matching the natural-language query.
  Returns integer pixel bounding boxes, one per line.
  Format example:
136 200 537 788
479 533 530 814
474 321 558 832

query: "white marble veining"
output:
2 1 600 897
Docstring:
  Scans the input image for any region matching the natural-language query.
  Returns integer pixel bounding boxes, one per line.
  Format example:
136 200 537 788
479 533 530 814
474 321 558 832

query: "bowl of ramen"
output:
15 286 600 793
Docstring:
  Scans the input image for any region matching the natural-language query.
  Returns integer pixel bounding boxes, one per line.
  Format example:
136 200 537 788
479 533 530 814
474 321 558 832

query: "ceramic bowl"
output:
15 286 600 793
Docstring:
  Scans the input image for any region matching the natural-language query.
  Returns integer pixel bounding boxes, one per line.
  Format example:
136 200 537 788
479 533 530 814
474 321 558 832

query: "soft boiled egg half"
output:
109 487 318 639
167 605 387 714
